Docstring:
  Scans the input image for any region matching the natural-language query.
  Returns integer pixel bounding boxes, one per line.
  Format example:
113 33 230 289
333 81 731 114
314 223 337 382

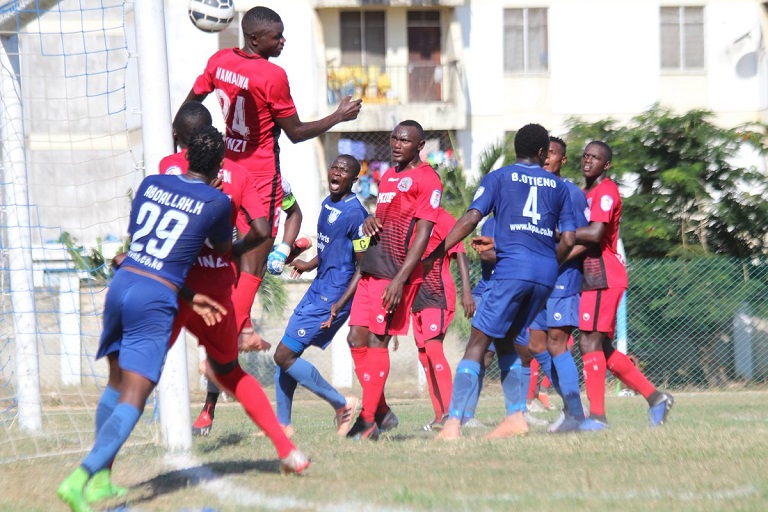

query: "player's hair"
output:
549 135 567 154
397 119 426 141
336 154 361 176
514 123 549 159
587 140 613 162
173 102 212 147
242 6 282 32
187 125 225 179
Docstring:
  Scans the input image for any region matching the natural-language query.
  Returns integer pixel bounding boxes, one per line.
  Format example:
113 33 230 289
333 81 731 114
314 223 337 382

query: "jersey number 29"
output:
130 203 189 259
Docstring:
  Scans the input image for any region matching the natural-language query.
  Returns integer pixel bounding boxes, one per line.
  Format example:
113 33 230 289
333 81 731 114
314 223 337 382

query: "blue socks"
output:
449 360 481 420
533 350 562 396
552 352 584 418
82 403 141 475
285 358 346 410
95 385 120 434
274 366 298 426
499 354 526 415
462 369 485 422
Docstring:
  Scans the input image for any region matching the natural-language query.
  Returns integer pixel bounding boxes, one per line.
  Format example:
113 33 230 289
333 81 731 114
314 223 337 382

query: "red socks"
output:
607 351 656 399
424 342 452 418
528 358 540 400
350 346 368 387
582 351 607 417
231 272 262 331
360 347 390 423
418 348 441 419
215 364 295 459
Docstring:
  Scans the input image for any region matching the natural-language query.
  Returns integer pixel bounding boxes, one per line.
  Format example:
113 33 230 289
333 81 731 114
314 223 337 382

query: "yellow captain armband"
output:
353 236 371 253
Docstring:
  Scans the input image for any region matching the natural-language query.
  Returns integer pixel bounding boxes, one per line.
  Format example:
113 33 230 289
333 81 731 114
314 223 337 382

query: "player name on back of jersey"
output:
215 67 249 90
510 172 558 188
143 184 206 215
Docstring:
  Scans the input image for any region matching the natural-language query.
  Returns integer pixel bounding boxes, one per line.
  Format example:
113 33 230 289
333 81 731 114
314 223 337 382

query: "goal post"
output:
0 33 42 433
133 0 192 453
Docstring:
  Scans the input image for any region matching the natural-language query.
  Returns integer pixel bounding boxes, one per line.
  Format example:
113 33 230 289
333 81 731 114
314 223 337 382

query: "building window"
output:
660 6 705 70
503 8 548 73
340 11 385 68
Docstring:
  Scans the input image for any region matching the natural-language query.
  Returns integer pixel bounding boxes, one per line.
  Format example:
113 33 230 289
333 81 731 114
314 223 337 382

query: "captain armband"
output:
352 236 371 253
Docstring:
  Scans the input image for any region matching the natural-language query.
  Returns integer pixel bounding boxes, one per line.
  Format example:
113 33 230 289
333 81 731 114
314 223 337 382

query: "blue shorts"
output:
97 270 178 383
530 293 580 331
281 293 350 354
471 279 552 339
472 290 527 349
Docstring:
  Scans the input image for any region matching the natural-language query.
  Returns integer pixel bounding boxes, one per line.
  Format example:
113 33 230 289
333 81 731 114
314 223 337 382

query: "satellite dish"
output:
735 51 759 79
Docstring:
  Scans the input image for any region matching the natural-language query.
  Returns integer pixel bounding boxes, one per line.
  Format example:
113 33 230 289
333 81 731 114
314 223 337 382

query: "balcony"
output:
325 63 465 131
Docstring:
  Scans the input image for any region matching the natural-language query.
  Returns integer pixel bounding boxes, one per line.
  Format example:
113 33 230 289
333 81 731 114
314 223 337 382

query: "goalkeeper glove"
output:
267 242 292 275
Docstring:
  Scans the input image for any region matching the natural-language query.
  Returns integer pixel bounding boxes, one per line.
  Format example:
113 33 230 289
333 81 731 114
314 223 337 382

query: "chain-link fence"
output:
457 257 768 390
323 130 458 214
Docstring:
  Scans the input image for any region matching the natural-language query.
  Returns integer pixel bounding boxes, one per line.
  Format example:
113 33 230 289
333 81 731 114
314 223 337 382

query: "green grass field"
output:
3 387 768 512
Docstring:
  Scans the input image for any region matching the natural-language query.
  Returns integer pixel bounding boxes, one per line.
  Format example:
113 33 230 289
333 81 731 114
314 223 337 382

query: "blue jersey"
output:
471 215 496 299
123 174 232 288
551 178 589 298
469 162 575 287
309 194 368 304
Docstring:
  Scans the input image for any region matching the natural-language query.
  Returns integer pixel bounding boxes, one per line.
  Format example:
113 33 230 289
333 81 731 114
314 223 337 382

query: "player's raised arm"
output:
275 96 362 144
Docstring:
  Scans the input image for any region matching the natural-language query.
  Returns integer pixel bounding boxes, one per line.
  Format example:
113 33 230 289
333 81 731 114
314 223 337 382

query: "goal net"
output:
0 0 154 463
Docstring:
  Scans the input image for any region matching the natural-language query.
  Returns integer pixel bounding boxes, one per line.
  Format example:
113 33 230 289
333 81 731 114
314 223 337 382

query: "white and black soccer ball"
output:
188 0 235 33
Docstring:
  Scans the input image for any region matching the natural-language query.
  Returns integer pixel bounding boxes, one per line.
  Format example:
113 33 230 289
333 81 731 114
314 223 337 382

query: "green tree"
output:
564 104 768 258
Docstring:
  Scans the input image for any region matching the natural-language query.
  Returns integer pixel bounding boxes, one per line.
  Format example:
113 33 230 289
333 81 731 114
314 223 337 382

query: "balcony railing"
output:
326 62 459 106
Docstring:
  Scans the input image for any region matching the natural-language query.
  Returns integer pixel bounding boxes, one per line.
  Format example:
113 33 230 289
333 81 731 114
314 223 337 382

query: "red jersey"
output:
360 162 443 284
158 151 266 290
412 208 464 312
192 48 297 177
583 177 628 290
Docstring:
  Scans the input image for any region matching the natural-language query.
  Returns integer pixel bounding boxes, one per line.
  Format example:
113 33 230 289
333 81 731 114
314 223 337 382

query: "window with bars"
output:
660 6 705 70
340 11 386 67
503 8 548 73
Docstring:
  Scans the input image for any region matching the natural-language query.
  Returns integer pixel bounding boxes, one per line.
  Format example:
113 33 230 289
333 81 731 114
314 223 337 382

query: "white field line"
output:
165 454 413 512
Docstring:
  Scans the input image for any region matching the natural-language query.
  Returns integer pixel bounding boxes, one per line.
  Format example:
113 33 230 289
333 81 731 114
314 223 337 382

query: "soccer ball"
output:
188 0 235 33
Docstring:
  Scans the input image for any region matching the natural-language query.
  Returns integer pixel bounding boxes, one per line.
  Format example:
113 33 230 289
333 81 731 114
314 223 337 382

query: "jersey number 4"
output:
130 203 189 259
523 186 541 225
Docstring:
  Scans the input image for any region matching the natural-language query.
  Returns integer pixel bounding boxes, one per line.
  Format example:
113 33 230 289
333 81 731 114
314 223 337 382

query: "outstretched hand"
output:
289 259 313 279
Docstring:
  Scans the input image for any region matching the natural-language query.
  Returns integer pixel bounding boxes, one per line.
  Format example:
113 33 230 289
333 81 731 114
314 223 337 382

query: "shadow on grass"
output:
129 458 277 504
196 432 248 453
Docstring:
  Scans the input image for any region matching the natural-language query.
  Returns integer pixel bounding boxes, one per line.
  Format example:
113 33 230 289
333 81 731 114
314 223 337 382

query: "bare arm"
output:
232 217 270 257
275 96 362 144
289 255 318 278
280 200 303 248
456 251 476 318
184 89 207 103
556 230 576 266
575 222 606 246
423 209 483 271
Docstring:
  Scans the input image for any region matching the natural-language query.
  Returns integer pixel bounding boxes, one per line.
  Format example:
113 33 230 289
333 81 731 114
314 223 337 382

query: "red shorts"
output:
170 292 239 365
412 308 454 347
349 275 419 336
233 170 283 238
579 287 626 338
